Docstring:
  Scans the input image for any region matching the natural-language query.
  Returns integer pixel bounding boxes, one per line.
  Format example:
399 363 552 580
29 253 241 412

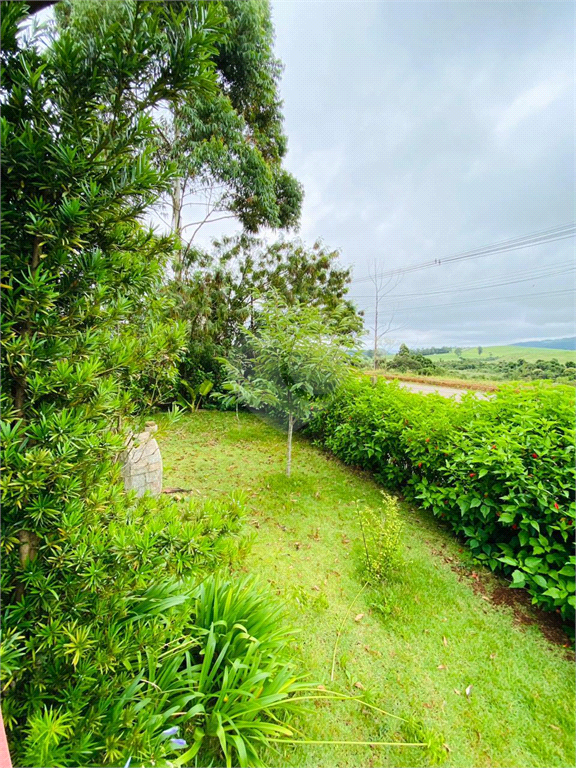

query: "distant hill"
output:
427 345 576 364
512 337 576 351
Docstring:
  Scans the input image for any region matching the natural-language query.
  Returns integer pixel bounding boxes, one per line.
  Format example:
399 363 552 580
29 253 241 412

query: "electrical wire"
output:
359 288 574 315
350 223 576 284
348 262 575 301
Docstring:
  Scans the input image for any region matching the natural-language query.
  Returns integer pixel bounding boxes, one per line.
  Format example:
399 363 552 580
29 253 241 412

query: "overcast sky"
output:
192 0 575 349
261 0 575 349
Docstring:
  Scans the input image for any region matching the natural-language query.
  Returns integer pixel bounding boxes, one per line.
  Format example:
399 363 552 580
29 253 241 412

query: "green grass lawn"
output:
427 346 576 364
158 410 575 768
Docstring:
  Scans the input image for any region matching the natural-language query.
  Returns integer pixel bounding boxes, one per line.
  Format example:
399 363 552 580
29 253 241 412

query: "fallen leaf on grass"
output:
442 636 448 646
354 681 365 690
317 684 326 691
341 535 350 545
548 724 561 731
311 585 320 591
437 664 447 670
443 744 452 753
489 653 496 659
465 684 473 698
454 689 461 695
354 613 364 622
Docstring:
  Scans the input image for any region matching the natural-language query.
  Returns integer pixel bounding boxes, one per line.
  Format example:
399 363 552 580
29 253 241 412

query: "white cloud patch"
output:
494 71 571 140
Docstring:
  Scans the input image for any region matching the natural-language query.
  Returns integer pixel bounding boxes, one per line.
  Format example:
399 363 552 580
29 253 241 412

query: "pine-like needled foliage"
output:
0 2 225 763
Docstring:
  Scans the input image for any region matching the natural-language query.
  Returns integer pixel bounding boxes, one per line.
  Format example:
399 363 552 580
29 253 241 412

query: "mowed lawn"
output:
158 410 575 768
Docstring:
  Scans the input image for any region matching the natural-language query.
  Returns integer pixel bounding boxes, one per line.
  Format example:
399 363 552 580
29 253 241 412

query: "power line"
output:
348 261 575 301
350 223 576 284
359 288 574 315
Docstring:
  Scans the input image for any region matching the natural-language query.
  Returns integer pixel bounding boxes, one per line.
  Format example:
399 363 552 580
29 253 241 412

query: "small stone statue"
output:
120 421 162 497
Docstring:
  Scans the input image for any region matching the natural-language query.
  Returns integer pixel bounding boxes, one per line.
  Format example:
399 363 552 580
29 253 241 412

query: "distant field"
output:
427 345 576 363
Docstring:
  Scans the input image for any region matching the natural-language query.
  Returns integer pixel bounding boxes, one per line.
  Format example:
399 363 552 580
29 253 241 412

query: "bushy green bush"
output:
1 492 250 766
309 377 576 623
181 577 307 767
179 340 235 409
2 487 312 768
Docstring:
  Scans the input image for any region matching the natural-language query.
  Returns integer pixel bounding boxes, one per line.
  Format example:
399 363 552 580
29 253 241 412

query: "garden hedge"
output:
308 377 575 623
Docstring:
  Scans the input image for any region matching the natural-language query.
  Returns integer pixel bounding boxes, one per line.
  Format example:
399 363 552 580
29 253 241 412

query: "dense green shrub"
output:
1 491 248 765
309 378 575 623
1 4 283 764
182 577 307 767
179 340 234 409
2 488 309 768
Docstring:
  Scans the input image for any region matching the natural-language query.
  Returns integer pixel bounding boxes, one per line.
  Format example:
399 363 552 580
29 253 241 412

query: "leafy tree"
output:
170 234 363 397
478 346 483 356
454 347 463 359
55 0 303 267
221 296 360 476
0 0 227 759
388 345 441 375
154 0 303 265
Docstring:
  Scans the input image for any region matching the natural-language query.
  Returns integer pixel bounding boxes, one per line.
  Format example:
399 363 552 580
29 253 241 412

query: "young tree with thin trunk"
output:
366 260 404 369
221 296 360 476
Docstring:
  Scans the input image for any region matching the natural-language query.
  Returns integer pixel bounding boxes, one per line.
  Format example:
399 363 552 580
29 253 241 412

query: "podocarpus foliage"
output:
0 0 227 761
309 377 576 623
221 296 361 476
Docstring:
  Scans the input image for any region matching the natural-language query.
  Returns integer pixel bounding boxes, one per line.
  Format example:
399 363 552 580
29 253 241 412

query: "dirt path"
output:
398 381 489 400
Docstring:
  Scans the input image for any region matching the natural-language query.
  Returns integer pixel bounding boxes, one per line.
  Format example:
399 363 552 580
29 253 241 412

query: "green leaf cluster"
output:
308 378 576 623
359 493 403 581
1 491 251 765
168 234 362 406
221 294 360 423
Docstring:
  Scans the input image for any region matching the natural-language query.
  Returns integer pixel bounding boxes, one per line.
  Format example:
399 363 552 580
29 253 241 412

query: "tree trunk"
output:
172 175 183 273
170 113 184 277
14 530 40 603
373 290 379 370
286 411 294 477
14 236 42 588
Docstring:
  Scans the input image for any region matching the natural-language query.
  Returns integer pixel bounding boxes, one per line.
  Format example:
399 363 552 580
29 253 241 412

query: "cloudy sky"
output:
258 0 574 349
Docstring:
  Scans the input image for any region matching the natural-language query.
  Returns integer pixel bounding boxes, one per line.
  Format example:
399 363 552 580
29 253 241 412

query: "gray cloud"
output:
266 0 575 347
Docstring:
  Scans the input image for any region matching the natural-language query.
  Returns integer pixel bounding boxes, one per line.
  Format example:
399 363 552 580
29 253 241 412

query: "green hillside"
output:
428 345 576 364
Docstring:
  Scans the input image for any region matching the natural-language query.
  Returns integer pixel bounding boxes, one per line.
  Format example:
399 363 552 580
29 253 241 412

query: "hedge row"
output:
308 377 575 623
